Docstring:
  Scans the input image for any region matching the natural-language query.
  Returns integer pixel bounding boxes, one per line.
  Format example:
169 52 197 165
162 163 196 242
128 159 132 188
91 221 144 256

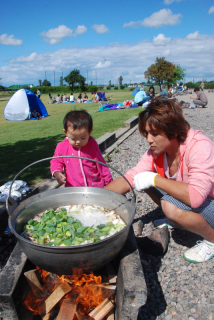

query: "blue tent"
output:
97 92 107 101
131 88 140 96
4 88 49 121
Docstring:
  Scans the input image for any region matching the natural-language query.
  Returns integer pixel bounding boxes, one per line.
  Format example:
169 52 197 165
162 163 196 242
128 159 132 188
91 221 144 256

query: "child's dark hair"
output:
63 110 93 132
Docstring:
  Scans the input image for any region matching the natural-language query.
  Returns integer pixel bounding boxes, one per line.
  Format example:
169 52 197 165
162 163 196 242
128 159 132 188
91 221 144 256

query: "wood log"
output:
89 298 114 320
24 269 43 293
106 263 117 284
106 308 114 320
45 282 72 314
56 296 77 320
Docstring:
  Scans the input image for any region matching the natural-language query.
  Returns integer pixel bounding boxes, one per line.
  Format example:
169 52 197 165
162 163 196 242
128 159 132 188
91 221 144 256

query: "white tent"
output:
4 88 49 121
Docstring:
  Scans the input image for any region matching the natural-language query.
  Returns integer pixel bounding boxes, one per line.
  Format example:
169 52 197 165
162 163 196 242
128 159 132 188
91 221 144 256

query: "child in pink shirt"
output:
50 110 112 188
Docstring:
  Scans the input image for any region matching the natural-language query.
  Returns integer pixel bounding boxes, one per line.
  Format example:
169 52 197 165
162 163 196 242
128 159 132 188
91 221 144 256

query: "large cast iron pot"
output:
7 157 137 275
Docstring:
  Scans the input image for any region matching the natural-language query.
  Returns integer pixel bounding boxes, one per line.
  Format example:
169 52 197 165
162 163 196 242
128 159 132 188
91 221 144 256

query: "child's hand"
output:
54 172 66 185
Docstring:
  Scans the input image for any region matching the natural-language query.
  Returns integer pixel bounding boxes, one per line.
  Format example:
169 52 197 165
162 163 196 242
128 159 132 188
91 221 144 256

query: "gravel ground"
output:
108 90 214 320
0 90 214 319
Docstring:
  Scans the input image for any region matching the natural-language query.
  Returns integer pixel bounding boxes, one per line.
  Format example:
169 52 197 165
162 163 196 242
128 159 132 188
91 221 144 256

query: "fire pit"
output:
0 227 147 320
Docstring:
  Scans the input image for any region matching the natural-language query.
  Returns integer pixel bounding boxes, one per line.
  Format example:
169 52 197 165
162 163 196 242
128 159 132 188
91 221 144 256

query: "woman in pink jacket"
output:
105 97 214 263
50 110 112 188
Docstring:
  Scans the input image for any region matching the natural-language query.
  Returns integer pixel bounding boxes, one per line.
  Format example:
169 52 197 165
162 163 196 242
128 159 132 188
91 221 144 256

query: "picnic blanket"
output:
98 102 138 111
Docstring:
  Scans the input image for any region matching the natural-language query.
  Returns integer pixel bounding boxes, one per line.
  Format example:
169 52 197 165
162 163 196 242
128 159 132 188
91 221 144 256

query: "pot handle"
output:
6 156 137 215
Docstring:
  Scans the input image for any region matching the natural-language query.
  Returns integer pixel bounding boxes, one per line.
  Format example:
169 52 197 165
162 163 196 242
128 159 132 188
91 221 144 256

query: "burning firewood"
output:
106 263 117 284
45 282 72 314
106 308 114 320
24 269 44 294
56 296 77 320
89 298 114 320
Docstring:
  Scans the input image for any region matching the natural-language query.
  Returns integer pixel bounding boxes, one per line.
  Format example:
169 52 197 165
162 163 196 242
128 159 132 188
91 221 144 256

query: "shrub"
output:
114 87 118 90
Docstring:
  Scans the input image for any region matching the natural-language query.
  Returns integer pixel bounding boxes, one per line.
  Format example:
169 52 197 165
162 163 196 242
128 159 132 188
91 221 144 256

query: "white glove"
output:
133 172 159 191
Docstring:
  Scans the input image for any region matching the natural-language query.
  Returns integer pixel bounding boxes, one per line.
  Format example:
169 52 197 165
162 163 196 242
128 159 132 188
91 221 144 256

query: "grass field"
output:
0 90 141 186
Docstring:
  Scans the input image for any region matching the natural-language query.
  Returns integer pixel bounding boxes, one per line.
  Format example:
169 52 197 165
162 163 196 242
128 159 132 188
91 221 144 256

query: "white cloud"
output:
124 9 181 28
153 33 171 46
75 25 87 35
92 24 109 34
186 31 200 39
164 0 183 4
0 34 22 46
208 6 214 14
95 60 111 69
2 33 214 85
40 25 74 44
143 9 182 27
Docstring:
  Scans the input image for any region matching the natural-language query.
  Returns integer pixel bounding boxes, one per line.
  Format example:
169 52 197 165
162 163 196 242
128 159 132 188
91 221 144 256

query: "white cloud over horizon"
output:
0 34 23 46
40 24 87 44
1 31 214 85
123 9 182 28
153 33 171 46
208 6 214 14
92 24 109 34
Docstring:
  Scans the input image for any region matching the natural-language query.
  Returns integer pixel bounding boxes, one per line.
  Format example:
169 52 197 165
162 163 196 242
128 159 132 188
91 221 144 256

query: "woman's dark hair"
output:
149 86 154 92
138 96 190 143
63 110 93 132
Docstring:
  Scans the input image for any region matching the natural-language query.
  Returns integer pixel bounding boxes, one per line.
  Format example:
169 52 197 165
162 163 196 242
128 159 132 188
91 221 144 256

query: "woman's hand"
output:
134 172 159 191
54 171 66 185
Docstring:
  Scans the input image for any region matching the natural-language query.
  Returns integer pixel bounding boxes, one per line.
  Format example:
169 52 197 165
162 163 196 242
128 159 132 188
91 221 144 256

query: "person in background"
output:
91 92 95 100
50 110 113 188
190 87 208 108
78 93 83 103
37 89 41 99
146 86 155 100
83 93 88 100
158 84 168 99
200 81 205 91
70 93 75 102
168 85 176 100
105 97 214 264
63 93 67 102
56 94 61 103
95 92 99 101
61 94 64 102
134 88 150 106
31 108 41 120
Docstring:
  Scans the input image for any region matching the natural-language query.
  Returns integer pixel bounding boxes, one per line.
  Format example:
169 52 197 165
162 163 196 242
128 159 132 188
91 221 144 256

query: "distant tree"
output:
170 64 186 85
90 81 93 86
118 76 123 89
144 57 175 90
64 69 86 90
42 79 51 86
38 80 42 86
109 80 111 87
60 76 63 86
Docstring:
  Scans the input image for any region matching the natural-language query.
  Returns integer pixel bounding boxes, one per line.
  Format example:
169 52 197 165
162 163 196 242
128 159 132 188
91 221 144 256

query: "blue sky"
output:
1 0 214 87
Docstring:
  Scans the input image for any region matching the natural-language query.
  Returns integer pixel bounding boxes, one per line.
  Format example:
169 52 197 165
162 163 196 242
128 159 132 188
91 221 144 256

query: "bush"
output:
114 87 118 90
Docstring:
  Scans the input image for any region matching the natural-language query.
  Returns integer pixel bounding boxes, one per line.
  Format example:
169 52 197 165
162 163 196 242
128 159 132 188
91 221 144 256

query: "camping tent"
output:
4 88 49 121
131 88 140 96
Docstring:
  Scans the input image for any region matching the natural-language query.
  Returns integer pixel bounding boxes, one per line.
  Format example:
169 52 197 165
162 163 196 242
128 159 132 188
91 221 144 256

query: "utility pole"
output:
54 71 55 86
62 70 63 86
87 70 88 85
95 70 97 87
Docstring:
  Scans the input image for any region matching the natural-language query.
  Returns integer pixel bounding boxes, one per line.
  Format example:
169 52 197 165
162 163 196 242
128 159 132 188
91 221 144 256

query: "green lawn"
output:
0 90 141 186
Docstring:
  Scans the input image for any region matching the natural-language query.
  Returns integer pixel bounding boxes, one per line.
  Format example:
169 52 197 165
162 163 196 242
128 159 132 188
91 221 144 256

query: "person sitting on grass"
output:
190 87 208 108
50 110 113 188
31 109 41 120
105 97 214 264
146 86 155 100
83 93 88 100
168 85 176 100
134 88 150 106
70 93 75 102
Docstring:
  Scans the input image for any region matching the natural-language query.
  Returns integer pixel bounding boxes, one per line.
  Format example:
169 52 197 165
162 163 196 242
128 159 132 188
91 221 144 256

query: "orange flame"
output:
24 267 112 317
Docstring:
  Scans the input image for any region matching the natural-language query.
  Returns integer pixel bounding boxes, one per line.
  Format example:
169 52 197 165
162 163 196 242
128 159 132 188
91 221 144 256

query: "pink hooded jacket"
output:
125 128 214 208
50 136 112 188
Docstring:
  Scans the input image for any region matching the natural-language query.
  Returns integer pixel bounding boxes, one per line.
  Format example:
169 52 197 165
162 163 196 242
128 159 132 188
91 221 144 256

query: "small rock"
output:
133 220 144 236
